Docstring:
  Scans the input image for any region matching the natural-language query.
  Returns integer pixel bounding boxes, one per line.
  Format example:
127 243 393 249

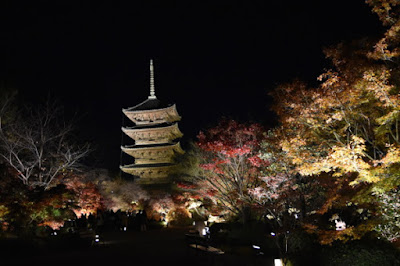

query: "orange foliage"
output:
64 175 103 218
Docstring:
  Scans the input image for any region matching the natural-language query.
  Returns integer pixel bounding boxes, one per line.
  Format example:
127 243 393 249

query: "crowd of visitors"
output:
61 209 149 236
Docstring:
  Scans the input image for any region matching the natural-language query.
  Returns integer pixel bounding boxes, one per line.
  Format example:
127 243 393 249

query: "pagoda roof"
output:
121 142 184 159
121 142 183 151
123 60 177 114
121 163 174 169
124 122 174 130
122 123 183 145
124 98 172 112
122 122 182 133
120 163 177 176
122 104 181 126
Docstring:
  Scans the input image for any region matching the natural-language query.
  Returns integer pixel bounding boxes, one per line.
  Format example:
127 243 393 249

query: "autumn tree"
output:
99 177 149 212
0 97 90 189
374 187 400 242
188 119 267 223
268 0 400 243
0 175 76 233
251 129 329 258
64 174 103 218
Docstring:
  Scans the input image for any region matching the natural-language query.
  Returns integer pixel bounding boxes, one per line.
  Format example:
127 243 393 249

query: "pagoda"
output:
120 60 184 184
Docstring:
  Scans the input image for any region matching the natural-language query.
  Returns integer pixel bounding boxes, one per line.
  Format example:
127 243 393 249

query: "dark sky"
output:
4 0 382 171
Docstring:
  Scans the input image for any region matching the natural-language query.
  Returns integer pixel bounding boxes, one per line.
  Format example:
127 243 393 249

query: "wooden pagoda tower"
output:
120 60 184 184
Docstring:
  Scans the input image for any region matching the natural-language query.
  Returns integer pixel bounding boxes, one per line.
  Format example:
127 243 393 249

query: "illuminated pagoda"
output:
120 60 184 184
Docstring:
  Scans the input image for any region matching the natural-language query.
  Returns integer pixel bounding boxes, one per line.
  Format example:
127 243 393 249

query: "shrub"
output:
167 207 192 226
320 238 400 266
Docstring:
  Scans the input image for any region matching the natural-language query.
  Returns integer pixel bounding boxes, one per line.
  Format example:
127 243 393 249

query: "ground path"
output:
2 227 273 266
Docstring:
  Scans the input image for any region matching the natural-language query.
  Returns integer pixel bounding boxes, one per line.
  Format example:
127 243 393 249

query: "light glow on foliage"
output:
194 119 267 218
64 175 102 218
374 188 400 242
208 214 225 223
39 220 64 230
266 2 400 244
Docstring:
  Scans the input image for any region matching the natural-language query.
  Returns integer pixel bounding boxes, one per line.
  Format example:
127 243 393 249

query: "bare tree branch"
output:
0 97 90 189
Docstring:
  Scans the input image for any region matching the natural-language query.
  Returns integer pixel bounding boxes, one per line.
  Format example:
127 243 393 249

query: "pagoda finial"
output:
148 59 156 99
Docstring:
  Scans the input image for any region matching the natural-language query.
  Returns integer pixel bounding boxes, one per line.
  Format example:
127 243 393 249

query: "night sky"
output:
4 0 382 171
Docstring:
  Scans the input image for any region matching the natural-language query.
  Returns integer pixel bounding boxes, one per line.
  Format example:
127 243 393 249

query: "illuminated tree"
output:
147 193 175 221
374 187 400 242
251 131 296 221
0 175 76 233
191 119 267 222
0 98 90 189
64 174 103 218
252 129 327 258
268 0 400 243
27 185 76 230
99 178 149 212
366 0 400 61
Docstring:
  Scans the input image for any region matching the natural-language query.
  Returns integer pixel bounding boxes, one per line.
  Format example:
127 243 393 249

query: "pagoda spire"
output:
148 59 156 99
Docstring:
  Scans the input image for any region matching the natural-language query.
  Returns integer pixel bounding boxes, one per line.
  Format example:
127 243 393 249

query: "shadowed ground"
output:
1 227 274 266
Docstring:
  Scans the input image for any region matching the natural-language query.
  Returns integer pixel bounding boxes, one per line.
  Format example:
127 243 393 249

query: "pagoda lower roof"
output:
120 162 179 183
122 142 179 149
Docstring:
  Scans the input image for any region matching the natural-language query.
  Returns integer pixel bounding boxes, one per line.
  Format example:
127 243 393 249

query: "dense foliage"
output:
191 119 267 222
174 2 400 262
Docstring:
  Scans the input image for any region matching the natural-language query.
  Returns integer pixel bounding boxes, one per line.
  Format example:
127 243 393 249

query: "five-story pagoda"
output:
120 60 184 184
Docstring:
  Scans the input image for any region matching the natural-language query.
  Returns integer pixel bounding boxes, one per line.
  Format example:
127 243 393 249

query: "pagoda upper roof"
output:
124 98 171 112
123 100 181 126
